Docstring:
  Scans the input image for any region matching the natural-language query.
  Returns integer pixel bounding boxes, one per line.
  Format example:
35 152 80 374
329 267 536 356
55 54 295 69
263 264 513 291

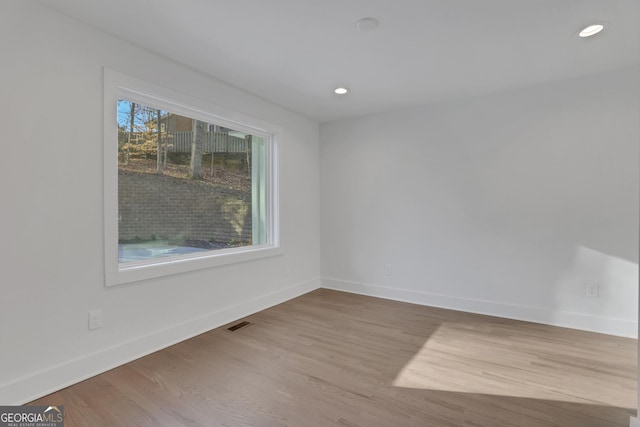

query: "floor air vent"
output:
227 321 252 332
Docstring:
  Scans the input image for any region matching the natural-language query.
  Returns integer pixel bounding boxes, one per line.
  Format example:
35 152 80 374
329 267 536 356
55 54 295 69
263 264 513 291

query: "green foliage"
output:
229 238 251 247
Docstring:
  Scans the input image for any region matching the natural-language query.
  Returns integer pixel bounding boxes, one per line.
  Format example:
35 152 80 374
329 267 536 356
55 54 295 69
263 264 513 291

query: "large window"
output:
104 69 279 286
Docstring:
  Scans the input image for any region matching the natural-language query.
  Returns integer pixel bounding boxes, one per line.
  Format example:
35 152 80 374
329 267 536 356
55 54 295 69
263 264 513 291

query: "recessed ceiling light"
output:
334 87 350 95
356 17 379 31
578 23 605 38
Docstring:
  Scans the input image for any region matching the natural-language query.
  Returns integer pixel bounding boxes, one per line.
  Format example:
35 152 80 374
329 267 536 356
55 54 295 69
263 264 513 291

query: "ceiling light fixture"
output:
578 23 605 38
356 17 379 31
334 87 350 95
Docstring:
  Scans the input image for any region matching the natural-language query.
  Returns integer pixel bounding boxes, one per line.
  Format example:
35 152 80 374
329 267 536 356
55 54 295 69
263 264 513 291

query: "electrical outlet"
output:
384 263 392 275
88 309 103 330
284 264 290 276
585 283 599 298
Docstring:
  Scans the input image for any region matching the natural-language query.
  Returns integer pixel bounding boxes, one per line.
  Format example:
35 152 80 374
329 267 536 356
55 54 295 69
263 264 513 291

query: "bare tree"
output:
190 120 206 179
125 101 136 165
156 109 163 175
245 134 252 176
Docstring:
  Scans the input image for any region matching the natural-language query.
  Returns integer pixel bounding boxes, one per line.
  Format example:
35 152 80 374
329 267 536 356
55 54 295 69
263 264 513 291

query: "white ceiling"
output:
37 0 639 122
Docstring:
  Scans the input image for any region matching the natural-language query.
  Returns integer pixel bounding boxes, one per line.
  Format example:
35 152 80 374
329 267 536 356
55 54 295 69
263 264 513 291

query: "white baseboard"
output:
1 277 321 405
321 277 638 338
630 416 639 427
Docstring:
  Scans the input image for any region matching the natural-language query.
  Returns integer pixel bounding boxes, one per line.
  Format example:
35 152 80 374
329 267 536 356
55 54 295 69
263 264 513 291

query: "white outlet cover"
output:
88 309 103 330
585 284 599 298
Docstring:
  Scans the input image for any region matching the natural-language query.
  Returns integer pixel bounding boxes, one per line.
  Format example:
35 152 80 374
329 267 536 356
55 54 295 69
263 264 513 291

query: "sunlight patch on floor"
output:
392 321 636 409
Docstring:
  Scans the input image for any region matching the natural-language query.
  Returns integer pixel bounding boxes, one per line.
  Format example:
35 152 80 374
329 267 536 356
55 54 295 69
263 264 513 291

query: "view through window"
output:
117 99 268 265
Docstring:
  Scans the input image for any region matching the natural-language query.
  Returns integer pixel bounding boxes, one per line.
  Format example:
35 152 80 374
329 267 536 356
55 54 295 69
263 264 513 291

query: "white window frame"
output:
103 68 280 286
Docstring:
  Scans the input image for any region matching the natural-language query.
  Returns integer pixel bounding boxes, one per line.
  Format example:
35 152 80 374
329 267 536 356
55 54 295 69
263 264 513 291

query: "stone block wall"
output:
118 173 252 244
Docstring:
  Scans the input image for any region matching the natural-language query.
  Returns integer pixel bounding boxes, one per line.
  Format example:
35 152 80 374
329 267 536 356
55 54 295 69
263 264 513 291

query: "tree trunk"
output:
126 102 136 165
245 134 252 175
156 109 163 175
190 120 205 179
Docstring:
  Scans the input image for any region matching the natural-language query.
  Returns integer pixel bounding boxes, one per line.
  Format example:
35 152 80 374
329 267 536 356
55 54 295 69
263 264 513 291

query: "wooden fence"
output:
167 131 248 153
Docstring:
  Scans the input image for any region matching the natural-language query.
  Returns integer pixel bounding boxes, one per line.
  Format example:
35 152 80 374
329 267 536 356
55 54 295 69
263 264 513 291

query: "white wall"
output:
321 67 639 338
0 1 320 404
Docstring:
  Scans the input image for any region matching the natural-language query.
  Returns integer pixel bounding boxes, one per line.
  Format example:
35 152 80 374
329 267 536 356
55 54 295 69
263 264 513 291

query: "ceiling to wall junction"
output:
37 0 640 122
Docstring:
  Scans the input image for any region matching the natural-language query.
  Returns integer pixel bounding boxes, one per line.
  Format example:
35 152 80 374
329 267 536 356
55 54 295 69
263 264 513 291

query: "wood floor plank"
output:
28 289 637 426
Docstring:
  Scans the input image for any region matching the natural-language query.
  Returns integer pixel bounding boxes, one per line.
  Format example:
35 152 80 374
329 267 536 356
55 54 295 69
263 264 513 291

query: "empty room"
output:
1 1 638 426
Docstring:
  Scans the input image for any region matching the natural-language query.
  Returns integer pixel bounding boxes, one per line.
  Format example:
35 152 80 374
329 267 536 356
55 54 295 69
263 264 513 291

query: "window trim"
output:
103 68 280 286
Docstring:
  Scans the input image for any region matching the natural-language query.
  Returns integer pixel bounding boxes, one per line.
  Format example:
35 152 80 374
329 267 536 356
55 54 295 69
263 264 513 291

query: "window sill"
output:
106 244 282 287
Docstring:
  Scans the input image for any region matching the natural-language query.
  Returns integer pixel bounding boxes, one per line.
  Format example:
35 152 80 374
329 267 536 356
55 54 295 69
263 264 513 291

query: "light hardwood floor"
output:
30 289 637 426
